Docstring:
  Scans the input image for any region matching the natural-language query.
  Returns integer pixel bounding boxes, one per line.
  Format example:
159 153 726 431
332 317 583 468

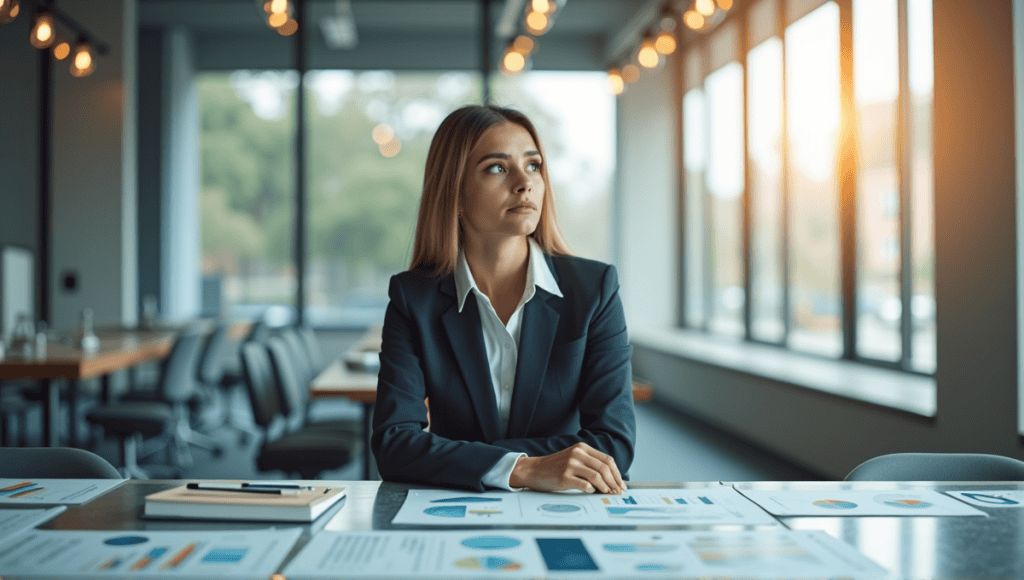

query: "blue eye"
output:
527 161 541 171
486 164 504 174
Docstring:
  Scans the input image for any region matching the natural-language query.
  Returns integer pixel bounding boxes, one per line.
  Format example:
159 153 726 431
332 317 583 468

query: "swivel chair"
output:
0 447 120 478
845 453 1024 481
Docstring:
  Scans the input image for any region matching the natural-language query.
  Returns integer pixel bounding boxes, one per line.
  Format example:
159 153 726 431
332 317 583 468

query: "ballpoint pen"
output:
185 483 300 495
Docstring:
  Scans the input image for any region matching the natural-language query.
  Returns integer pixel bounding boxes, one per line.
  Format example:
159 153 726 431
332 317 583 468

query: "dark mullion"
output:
778 0 792 345
675 7 688 330
837 0 858 361
294 0 307 325
897 0 913 369
740 5 753 342
701 45 714 332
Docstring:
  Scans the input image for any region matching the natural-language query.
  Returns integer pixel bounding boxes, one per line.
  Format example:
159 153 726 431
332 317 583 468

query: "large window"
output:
199 71 614 327
681 0 935 374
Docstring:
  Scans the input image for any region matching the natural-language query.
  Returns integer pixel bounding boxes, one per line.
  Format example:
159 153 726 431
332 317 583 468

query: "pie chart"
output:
454 556 523 571
812 499 858 509
875 495 932 509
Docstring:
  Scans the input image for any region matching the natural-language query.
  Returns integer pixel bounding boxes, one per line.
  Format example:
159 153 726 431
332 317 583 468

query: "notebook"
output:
144 483 346 522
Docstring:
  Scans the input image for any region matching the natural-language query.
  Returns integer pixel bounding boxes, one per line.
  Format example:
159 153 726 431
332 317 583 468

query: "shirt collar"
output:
455 237 563 313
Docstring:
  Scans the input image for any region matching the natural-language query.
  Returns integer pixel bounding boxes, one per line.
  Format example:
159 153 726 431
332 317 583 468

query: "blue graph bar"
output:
622 496 637 505
536 538 600 571
698 496 713 504
675 498 687 504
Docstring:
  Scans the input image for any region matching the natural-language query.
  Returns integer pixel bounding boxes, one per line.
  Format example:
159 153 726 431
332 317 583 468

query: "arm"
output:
371 275 511 491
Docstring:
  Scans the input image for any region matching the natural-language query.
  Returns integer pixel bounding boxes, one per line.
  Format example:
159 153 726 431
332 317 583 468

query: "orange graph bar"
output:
0 482 35 492
162 544 197 569
10 487 45 498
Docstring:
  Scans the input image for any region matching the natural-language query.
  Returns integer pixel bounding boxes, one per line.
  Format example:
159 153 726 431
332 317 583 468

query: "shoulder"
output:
548 255 619 299
388 267 453 309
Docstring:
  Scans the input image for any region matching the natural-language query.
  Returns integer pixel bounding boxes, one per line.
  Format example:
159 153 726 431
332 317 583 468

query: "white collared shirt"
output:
454 237 563 489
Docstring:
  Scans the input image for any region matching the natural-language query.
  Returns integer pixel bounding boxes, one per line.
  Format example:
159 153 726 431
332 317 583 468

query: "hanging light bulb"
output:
525 10 548 34
655 30 676 55
0 0 20 24
695 0 716 17
30 11 55 49
637 34 659 68
70 40 95 77
276 18 298 35
607 68 624 96
268 11 288 27
502 48 526 74
717 0 734 9
531 0 550 13
270 0 288 14
512 34 534 55
621 63 640 84
52 39 71 60
683 10 705 30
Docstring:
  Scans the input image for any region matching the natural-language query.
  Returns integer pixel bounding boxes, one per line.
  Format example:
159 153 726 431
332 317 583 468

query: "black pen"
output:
186 483 299 495
241 483 315 490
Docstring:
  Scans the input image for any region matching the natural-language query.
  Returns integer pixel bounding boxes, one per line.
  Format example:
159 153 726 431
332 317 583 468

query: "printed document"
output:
0 478 124 505
738 488 987 516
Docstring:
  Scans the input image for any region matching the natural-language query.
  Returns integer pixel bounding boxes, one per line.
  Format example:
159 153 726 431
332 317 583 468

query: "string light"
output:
525 10 548 34
69 40 95 77
0 0 19 24
52 39 70 60
621 64 640 85
371 124 394 145
512 34 534 55
276 18 298 35
717 0 734 9
270 0 287 14
637 34 659 68
30 11 55 49
379 138 402 158
268 11 287 28
684 10 704 30
607 68 624 95
655 30 676 55
695 0 715 16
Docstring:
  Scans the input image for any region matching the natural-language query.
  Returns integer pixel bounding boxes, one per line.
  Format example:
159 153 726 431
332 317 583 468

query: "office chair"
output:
296 324 326 375
0 447 121 478
239 342 360 479
87 329 218 478
845 453 1024 481
0 382 33 446
266 336 359 436
196 322 259 445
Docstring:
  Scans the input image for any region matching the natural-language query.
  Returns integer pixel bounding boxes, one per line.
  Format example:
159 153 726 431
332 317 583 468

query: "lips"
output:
508 202 537 212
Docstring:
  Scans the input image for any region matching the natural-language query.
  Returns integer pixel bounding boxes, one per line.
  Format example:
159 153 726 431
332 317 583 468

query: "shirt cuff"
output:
481 452 527 491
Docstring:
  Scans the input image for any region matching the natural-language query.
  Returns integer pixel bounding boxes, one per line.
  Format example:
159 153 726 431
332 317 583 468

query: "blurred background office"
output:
0 0 1021 481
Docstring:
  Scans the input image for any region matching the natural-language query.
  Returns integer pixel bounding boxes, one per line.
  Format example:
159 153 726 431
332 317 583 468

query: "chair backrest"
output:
0 447 121 478
845 453 1024 481
246 319 270 344
280 329 314 386
196 322 229 385
266 336 307 418
296 324 325 373
239 342 284 430
159 329 206 404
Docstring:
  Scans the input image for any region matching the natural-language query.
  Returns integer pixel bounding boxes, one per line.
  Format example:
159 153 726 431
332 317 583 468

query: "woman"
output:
372 104 635 493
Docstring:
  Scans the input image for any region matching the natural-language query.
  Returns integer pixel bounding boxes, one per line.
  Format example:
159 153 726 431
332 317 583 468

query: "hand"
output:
509 442 625 494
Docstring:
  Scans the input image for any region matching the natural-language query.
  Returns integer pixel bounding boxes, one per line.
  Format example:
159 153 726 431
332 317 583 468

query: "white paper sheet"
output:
0 527 302 580
0 507 66 540
738 489 987 516
0 478 125 505
281 529 887 579
392 487 779 527
946 490 1024 507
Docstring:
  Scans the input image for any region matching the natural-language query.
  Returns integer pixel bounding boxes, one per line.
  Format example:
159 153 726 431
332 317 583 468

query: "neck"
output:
463 235 529 297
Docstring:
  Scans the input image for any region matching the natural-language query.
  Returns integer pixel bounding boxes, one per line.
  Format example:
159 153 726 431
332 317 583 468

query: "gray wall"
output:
623 0 1023 478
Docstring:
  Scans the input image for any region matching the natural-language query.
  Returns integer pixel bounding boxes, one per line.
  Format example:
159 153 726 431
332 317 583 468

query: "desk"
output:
26 479 1024 579
0 330 175 447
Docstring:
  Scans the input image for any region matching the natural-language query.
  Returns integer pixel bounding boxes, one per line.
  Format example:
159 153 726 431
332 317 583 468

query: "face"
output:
459 122 545 244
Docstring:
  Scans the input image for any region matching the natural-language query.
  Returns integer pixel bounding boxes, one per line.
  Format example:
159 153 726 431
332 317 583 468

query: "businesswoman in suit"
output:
372 104 635 493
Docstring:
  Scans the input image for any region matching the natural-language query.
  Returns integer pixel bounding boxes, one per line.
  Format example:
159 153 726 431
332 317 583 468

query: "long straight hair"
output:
409 104 571 275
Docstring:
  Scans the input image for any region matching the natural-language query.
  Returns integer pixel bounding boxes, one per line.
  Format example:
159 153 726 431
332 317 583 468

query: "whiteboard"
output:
1 246 33 339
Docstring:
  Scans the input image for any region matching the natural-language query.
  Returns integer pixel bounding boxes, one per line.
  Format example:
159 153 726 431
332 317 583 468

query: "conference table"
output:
309 326 655 481
0 329 176 447
23 479 1024 579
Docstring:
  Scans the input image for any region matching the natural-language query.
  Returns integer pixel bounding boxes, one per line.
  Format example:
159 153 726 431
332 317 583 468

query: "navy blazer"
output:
371 252 636 491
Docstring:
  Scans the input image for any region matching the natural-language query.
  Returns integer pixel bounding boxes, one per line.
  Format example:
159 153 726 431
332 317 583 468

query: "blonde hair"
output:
409 104 571 275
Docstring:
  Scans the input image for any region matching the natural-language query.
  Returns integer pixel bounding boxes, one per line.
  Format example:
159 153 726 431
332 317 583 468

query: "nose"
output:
511 166 532 194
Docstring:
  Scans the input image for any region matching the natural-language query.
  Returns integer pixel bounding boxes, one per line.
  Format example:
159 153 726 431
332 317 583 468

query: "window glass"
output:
747 36 785 342
304 71 478 327
198 71 298 324
854 0 901 362
705 62 745 337
908 0 935 373
683 87 707 328
785 2 841 357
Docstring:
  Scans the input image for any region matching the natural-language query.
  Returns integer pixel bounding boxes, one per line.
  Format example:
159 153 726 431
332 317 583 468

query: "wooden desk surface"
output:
26 479 1024 580
0 330 175 380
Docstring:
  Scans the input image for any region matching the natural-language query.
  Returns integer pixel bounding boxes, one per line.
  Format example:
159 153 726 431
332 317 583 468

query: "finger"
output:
570 458 614 494
607 457 625 492
575 450 621 494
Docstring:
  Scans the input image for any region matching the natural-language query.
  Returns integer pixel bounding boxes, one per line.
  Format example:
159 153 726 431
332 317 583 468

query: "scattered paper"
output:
0 527 302 579
738 489 987 517
392 487 778 527
0 506 66 540
282 529 887 579
946 490 1024 507
0 478 125 505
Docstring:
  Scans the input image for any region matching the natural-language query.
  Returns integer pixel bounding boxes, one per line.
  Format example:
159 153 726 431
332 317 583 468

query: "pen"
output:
241 483 315 490
186 483 299 495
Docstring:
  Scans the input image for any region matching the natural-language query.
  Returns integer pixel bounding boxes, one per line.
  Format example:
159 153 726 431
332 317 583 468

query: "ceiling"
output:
137 0 656 71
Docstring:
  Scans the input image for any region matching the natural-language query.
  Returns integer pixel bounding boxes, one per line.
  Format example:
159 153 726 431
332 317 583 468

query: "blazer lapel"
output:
506 290 560 439
440 290 503 442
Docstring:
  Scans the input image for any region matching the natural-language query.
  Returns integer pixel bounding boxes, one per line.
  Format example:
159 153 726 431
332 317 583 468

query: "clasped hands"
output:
509 442 625 494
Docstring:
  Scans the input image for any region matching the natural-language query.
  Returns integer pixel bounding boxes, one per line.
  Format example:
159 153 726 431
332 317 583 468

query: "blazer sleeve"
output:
490 264 636 475
371 275 511 491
